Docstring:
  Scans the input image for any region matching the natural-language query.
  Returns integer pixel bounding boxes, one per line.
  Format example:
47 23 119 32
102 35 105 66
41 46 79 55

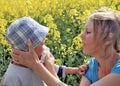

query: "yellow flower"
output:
66 28 71 33
71 35 83 51
43 14 54 23
57 9 63 16
67 47 73 55
55 58 62 65
69 9 78 16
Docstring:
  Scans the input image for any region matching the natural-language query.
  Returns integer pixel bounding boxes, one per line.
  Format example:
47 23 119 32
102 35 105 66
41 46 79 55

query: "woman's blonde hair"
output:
88 7 120 53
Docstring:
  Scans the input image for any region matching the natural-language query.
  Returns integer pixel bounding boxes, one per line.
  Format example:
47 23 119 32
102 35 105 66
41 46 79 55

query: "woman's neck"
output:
93 46 118 65
97 51 120 79
97 50 119 66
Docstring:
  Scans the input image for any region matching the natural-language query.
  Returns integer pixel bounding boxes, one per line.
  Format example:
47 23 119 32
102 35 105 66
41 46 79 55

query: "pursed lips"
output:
82 42 85 47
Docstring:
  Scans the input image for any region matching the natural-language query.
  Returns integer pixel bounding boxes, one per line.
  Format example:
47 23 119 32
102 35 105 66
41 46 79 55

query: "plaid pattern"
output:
5 17 49 51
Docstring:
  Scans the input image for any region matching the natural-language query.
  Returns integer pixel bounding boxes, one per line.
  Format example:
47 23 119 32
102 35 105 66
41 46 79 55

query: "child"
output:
0 17 87 86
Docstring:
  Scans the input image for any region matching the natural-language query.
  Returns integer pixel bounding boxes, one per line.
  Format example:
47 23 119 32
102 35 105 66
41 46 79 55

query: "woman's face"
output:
80 19 102 55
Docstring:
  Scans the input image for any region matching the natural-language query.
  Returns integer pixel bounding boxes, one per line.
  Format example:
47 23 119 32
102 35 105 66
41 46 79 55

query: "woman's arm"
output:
33 61 67 86
90 73 120 86
80 72 120 86
80 76 91 86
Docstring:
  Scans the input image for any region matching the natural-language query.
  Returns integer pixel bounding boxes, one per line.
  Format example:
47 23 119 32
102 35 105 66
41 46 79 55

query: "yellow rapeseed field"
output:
0 0 120 85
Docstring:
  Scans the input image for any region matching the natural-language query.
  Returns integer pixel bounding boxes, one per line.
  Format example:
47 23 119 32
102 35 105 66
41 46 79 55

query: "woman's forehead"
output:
85 19 94 30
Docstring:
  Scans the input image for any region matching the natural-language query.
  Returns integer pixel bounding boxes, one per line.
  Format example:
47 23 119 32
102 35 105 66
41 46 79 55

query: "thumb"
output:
27 39 34 53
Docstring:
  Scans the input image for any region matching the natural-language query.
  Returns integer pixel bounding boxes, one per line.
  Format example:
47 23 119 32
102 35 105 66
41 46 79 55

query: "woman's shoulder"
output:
111 58 120 74
87 57 98 65
85 57 98 83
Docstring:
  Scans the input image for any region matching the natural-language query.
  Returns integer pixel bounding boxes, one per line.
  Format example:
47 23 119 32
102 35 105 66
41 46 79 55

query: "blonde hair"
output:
88 7 120 53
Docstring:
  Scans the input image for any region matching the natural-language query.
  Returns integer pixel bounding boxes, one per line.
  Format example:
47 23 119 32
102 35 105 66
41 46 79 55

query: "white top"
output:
1 63 47 86
1 63 66 86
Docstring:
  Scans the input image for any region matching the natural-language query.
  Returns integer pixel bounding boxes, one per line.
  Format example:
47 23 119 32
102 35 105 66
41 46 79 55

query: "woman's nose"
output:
80 33 84 39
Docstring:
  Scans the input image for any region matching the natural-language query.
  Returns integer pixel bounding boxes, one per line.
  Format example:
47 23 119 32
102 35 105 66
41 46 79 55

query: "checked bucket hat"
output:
5 17 49 51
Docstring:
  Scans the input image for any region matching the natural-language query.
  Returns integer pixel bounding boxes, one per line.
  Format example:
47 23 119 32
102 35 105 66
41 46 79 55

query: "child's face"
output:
34 41 45 59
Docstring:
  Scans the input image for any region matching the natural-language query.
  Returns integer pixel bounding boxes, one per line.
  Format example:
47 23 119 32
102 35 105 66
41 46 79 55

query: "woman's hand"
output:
11 39 40 70
43 53 59 78
44 54 55 69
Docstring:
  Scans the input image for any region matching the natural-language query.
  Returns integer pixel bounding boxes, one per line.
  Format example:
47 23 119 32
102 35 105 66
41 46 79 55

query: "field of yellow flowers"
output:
0 0 120 85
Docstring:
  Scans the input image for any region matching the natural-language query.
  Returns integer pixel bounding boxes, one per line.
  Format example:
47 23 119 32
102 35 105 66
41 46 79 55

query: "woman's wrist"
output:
31 60 42 71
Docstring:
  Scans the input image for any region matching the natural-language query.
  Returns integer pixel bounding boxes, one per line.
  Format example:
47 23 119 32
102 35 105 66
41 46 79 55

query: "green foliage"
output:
0 44 11 80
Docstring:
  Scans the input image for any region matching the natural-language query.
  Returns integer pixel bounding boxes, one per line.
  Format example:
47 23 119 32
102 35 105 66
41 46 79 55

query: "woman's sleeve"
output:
111 59 120 74
84 58 98 84
84 58 93 84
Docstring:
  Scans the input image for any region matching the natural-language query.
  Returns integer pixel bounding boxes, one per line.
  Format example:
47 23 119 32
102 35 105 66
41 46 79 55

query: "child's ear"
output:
105 32 113 46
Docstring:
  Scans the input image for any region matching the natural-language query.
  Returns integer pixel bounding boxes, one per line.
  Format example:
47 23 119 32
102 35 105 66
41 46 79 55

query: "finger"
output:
11 52 20 63
50 54 54 58
79 67 86 73
12 49 23 55
13 59 19 63
11 52 20 59
84 64 88 67
27 39 34 53
79 71 85 75
81 64 88 70
45 53 52 59
44 54 50 62
82 65 88 70
80 66 86 72
85 64 88 70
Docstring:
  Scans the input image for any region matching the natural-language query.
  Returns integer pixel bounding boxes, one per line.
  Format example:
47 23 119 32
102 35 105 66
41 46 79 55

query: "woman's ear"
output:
105 32 113 46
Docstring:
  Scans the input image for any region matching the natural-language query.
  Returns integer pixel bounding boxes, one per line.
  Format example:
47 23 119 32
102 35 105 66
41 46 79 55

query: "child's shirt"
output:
0 63 66 86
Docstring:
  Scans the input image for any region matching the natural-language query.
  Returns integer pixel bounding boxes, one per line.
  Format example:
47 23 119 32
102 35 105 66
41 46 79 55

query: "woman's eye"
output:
86 31 91 34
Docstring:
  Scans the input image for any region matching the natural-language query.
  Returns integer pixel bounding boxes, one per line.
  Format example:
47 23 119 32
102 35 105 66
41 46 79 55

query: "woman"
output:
11 7 120 86
80 8 120 86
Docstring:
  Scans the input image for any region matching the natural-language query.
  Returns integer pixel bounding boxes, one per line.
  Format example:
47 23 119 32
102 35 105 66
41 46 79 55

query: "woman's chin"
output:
83 49 89 55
